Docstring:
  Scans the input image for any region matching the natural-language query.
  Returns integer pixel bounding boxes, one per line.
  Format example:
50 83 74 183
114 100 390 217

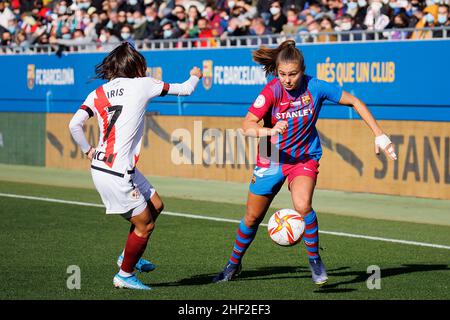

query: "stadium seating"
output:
0 0 449 52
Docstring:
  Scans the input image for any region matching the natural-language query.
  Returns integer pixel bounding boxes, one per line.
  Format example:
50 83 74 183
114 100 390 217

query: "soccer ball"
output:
267 209 305 246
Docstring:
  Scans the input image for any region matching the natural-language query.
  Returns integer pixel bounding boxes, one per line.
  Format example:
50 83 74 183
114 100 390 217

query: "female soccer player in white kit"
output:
69 42 203 290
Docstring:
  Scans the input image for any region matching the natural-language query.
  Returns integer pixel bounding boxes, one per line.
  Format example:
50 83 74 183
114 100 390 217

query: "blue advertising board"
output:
0 40 449 121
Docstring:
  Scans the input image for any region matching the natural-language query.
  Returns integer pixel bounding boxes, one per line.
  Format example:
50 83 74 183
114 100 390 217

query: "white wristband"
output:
375 134 391 149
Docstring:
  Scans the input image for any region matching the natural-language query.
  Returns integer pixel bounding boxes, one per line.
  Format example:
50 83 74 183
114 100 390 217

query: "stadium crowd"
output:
0 0 449 49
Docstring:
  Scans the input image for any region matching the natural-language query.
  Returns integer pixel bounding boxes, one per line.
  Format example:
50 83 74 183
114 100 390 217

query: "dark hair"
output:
95 42 147 81
252 40 305 77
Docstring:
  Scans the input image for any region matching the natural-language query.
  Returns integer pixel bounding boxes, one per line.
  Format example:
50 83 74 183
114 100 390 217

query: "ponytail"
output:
252 40 305 77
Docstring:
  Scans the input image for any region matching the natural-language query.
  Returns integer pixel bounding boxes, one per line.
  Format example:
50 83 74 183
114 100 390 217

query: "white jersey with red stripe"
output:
81 76 167 175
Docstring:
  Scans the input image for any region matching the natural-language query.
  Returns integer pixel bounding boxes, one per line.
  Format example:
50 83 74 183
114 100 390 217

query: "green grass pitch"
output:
0 180 449 300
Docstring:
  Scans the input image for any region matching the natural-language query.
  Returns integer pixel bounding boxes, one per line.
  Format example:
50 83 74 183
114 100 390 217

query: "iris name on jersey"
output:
106 88 124 99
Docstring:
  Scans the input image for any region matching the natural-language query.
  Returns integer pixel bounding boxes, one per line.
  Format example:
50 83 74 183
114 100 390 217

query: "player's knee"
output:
294 202 312 216
135 221 155 238
244 212 263 227
143 222 155 237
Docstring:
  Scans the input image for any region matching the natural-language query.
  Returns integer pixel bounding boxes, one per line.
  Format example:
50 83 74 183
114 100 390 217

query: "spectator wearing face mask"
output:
432 4 449 37
438 3 450 24
302 2 322 20
160 18 182 40
56 0 72 18
144 5 162 40
5 18 17 36
411 10 435 39
305 19 321 42
423 0 441 22
50 28 92 46
220 16 249 45
338 13 363 41
105 11 122 37
56 25 72 40
346 0 360 18
131 10 149 40
405 0 424 20
255 0 272 25
77 0 92 11
268 0 287 34
97 27 120 50
120 24 134 43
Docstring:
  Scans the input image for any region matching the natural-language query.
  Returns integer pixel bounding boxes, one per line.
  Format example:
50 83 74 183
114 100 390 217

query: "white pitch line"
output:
1 192 450 250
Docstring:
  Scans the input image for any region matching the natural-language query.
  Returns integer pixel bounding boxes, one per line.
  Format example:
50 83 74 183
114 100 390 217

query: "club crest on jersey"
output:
131 188 141 200
27 64 35 90
301 94 311 106
202 60 213 90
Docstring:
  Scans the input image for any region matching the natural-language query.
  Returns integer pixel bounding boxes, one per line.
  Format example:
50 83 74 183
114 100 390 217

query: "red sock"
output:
121 231 149 273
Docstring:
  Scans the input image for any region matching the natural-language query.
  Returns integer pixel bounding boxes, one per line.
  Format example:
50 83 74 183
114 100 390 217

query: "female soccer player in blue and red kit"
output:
213 40 397 286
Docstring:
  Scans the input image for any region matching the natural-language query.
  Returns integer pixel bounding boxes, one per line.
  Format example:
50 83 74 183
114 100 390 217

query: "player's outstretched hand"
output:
190 67 203 79
270 120 288 136
375 134 397 160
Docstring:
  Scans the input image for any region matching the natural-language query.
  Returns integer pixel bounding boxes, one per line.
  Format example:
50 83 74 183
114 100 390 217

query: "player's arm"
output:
161 67 203 97
339 90 397 160
242 89 287 137
242 112 287 137
68 107 95 160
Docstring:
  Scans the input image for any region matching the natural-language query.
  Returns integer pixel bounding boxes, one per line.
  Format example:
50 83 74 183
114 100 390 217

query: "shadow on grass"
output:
150 265 349 288
316 264 450 294
150 263 449 294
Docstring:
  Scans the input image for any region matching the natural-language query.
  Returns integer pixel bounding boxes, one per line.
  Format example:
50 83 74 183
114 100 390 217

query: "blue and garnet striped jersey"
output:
248 75 342 167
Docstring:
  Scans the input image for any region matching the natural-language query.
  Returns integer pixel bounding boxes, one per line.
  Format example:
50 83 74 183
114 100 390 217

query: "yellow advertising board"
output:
46 114 450 199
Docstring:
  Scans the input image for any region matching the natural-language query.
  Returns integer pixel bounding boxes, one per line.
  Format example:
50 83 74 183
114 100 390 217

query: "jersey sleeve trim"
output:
160 82 170 96
80 105 94 118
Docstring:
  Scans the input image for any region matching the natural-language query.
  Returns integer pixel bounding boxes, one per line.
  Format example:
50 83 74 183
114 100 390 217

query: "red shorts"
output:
282 158 320 188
